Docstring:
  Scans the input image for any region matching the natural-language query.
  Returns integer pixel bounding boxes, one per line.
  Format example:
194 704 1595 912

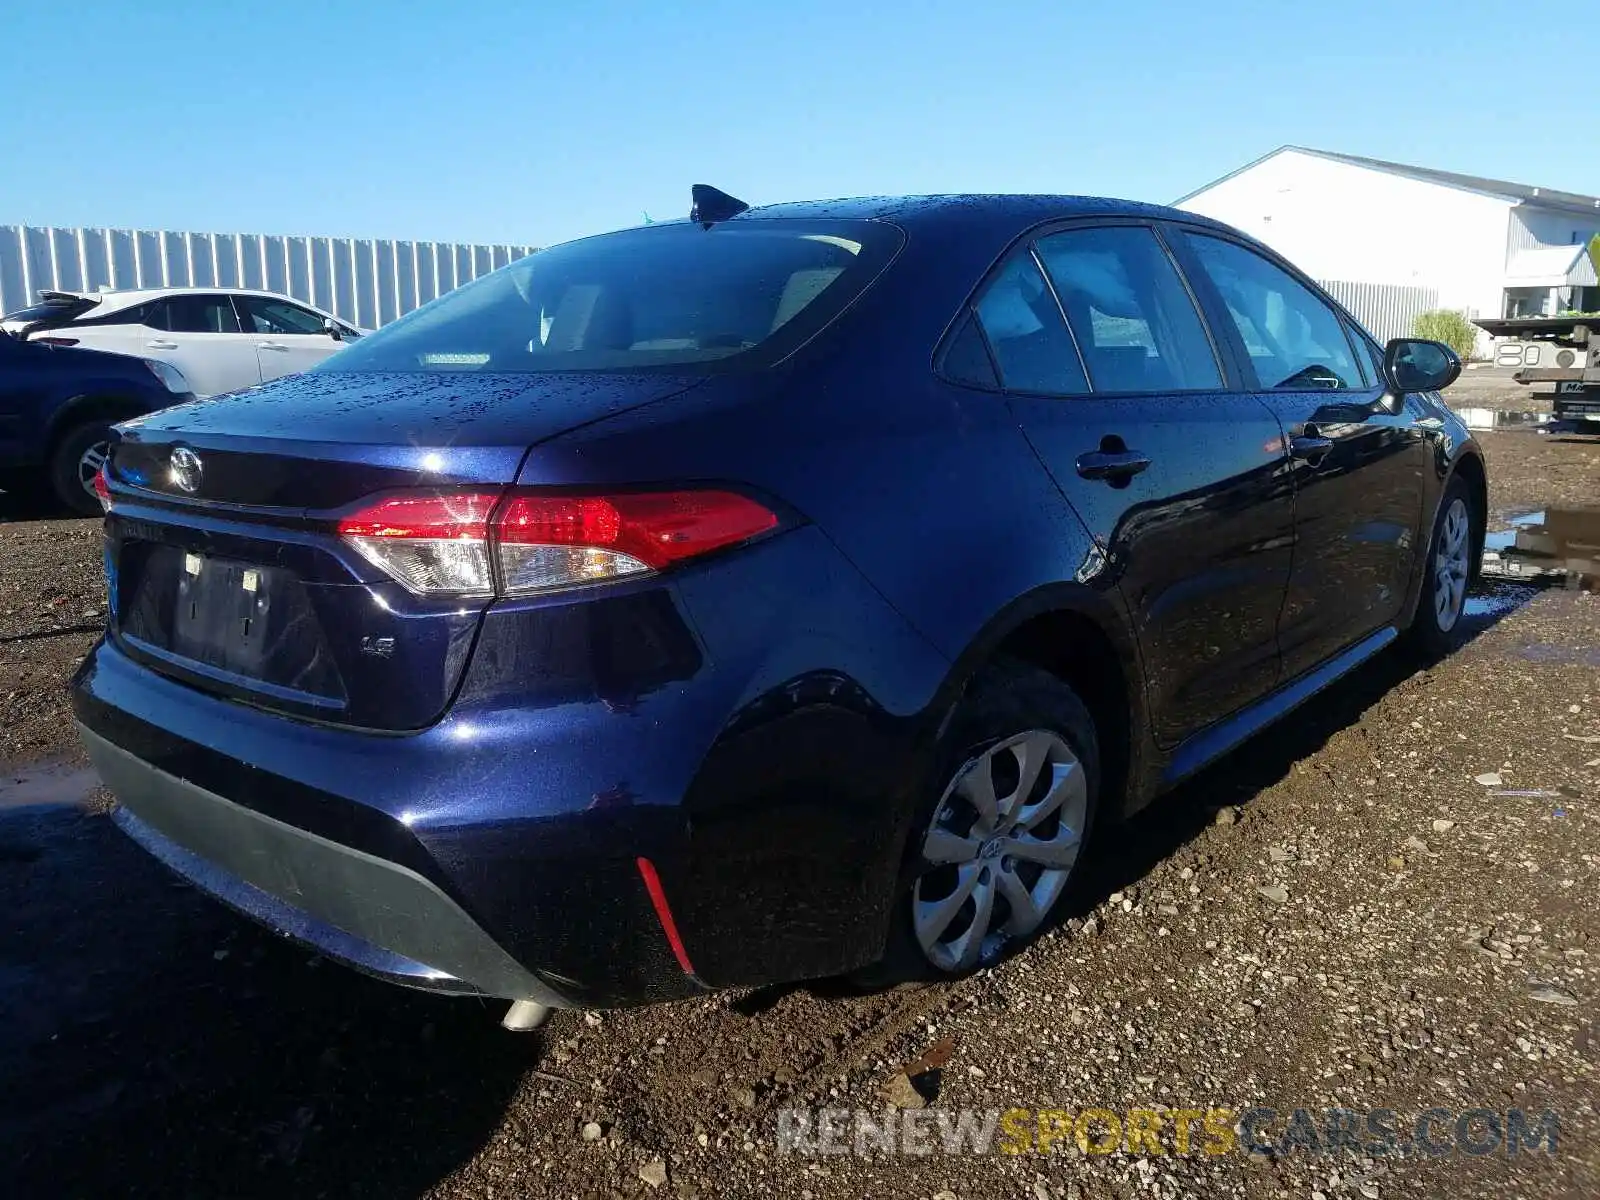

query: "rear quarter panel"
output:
524 214 1149 791
1 345 164 465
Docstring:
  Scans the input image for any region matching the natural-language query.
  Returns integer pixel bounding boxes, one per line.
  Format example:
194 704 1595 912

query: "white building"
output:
1176 146 1600 349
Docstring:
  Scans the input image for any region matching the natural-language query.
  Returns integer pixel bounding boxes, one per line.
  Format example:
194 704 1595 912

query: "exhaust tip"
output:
501 999 553 1032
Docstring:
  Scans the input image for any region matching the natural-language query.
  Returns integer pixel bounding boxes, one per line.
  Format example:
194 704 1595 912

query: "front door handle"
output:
1290 435 1334 460
146 339 178 350
256 341 289 351
1075 449 1152 482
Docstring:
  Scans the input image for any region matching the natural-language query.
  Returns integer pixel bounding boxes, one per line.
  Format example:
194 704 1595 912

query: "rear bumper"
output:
84 724 561 1002
72 524 949 1006
73 640 708 1008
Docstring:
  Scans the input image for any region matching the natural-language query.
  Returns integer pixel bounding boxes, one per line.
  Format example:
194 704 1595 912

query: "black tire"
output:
47 420 115 516
855 659 1101 986
1407 475 1476 660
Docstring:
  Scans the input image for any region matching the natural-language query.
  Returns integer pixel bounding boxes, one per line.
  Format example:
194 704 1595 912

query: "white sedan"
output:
0 287 369 398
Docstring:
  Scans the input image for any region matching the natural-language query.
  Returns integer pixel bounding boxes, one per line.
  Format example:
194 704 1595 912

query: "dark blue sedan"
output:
0 327 195 513
72 189 1484 1025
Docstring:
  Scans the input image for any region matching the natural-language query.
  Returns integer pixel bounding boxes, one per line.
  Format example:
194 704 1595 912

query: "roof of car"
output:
728 193 1236 235
61 286 312 307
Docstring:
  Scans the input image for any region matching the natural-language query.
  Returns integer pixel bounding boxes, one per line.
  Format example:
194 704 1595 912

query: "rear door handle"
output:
257 341 289 351
1075 449 1152 482
146 339 178 350
1290 435 1334 460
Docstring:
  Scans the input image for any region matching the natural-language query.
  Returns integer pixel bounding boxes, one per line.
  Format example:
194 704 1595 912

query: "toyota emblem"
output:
168 446 203 494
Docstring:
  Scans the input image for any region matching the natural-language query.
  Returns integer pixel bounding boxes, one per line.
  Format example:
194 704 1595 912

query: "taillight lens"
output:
338 489 778 597
339 493 500 595
35 336 80 347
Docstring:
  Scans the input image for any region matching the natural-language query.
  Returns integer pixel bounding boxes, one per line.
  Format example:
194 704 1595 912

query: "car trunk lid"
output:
104 369 703 729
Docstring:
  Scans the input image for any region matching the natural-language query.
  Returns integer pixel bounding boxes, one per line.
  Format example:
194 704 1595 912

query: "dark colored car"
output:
72 191 1483 1025
0 324 195 513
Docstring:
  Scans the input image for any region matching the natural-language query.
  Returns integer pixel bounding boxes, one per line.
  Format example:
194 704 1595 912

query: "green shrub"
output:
1412 309 1479 360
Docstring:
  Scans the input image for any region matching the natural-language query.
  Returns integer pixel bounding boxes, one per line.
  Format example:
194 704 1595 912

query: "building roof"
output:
1505 244 1599 288
1177 146 1600 215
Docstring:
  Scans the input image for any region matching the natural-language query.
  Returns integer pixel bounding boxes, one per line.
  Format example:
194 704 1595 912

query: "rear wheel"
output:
48 421 114 516
859 660 1100 984
1407 476 1475 659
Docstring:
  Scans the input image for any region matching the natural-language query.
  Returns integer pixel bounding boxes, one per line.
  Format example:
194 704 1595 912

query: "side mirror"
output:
323 317 344 341
1382 338 1461 395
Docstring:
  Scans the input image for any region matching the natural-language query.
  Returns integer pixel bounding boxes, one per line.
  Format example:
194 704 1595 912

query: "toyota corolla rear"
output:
72 213 931 1011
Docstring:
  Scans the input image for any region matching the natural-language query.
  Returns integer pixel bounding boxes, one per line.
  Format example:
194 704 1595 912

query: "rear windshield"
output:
320 218 902 374
2 295 96 325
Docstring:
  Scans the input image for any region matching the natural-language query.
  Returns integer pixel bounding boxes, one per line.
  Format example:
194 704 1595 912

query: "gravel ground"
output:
1 429 1596 1199
0 494 104 766
1478 434 1599 522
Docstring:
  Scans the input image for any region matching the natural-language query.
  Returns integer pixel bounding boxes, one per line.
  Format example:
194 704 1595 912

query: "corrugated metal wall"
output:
0 224 536 328
1 224 1482 351
1318 278 1449 343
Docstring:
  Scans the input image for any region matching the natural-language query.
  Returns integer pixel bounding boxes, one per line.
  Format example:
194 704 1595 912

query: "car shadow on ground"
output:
746 581 1543 1011
0 582 1543 1198
0 805 533 1199
0 486 73 523
1074 579 1541 917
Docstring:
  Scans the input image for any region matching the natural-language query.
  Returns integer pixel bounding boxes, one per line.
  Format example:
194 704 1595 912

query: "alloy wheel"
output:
1434 497 1470 632
77 441 110 498
912 729 1088 973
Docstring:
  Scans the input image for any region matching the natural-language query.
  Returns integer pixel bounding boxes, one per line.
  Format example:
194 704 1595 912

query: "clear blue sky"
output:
0 0 1590 249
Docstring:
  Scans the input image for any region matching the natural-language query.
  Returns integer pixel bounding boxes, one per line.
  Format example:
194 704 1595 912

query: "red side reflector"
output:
93 463 112 510
635 856 696 976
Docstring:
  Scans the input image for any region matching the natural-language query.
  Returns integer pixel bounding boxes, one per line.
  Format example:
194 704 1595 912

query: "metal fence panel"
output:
0 223 536 328
1318 278 1444 344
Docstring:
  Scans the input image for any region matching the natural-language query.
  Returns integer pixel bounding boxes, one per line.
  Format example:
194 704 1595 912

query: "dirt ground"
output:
1439 367 1553 414
1 424 1596 1199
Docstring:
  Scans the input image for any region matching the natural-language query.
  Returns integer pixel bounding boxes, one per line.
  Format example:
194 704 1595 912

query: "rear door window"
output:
1034 226 1222 393
75 303 157 328
1184 234 1364 391
147 294 243 334
971 254 1089 394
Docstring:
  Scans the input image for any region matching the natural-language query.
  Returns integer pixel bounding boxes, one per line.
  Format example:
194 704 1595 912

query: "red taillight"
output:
93 463 112 511
497 492 778 569
337 493 499 541
35 336 80 347
337 489 779 597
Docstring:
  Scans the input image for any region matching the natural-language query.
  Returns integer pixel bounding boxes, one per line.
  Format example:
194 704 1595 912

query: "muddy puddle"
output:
1457 407 1548 431
0 760 100 810
1481 507 1600 588
1463 582 1536 619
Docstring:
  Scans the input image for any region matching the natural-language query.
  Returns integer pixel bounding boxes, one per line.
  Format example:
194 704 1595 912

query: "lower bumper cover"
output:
79 724 564 1004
